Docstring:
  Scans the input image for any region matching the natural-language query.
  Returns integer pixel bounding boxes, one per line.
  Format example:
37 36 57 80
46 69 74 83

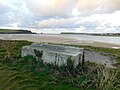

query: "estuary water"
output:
61 34 120 45
0 34 120 46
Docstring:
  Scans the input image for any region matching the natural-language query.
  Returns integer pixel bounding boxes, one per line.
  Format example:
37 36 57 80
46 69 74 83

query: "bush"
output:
1 55 14 65
66 57 74 71
15 55 37 72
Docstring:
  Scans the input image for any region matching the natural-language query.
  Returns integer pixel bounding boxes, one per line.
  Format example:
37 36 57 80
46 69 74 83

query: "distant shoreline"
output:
0 29 36 34
61 32 120 36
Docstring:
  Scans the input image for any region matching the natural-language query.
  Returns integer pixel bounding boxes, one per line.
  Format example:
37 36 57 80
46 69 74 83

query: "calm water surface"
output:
61 34 120 45
0 34 120 45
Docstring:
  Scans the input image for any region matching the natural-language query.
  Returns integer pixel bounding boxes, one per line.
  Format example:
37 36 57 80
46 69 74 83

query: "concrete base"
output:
21 44 84 67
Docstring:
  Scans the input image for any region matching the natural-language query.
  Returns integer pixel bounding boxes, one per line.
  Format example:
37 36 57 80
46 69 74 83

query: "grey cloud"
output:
26 0 79 18
0 0 35 28
77 0 120 15
80 22 98 29
0 0 120 33
0 3 9 13
0 2 10 26
37 17 81 29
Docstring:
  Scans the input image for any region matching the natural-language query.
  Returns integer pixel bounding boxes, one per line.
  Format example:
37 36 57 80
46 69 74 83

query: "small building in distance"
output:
21 44 84 67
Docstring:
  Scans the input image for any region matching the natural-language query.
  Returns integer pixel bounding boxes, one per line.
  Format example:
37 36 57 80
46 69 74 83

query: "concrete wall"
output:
21 44 84 67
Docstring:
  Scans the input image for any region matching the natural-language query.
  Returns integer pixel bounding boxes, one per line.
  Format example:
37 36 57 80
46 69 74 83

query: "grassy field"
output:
0 40 120 90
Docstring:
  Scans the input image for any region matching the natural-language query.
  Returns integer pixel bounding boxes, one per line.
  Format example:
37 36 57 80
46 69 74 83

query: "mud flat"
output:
0 34 120 48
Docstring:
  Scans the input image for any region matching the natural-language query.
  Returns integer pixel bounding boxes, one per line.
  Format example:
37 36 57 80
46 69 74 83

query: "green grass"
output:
0 40 80 90
0 62 80 90
0 40 32 59
0 40 120 90
0 63 39 90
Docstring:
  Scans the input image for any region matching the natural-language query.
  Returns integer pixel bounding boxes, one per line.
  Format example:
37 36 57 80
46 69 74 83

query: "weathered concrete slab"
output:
85 51 116 68
21 44 84 67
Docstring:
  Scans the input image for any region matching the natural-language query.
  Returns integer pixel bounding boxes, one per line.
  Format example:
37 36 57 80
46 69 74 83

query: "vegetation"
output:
0 40 120 90
61 32 120 36
0 29 36 34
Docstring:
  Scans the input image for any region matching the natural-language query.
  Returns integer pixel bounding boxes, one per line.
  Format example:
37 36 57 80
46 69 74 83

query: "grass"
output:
0 40 32 59
0 40 120 90
0 66 78 90
0 40 80 90
0 63 38 90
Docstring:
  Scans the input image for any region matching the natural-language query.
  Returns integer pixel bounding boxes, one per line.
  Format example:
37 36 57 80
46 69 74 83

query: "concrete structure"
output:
21 44 84 67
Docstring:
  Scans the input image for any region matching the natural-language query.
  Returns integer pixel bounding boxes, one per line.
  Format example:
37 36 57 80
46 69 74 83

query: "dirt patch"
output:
85 50 116 68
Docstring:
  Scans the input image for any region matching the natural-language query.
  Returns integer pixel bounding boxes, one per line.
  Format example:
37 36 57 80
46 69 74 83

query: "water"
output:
0 36 4 39
61 34 120 45
0 34 120 45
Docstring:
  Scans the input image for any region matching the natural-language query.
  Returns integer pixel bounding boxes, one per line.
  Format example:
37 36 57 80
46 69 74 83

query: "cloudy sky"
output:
0 0 120 33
